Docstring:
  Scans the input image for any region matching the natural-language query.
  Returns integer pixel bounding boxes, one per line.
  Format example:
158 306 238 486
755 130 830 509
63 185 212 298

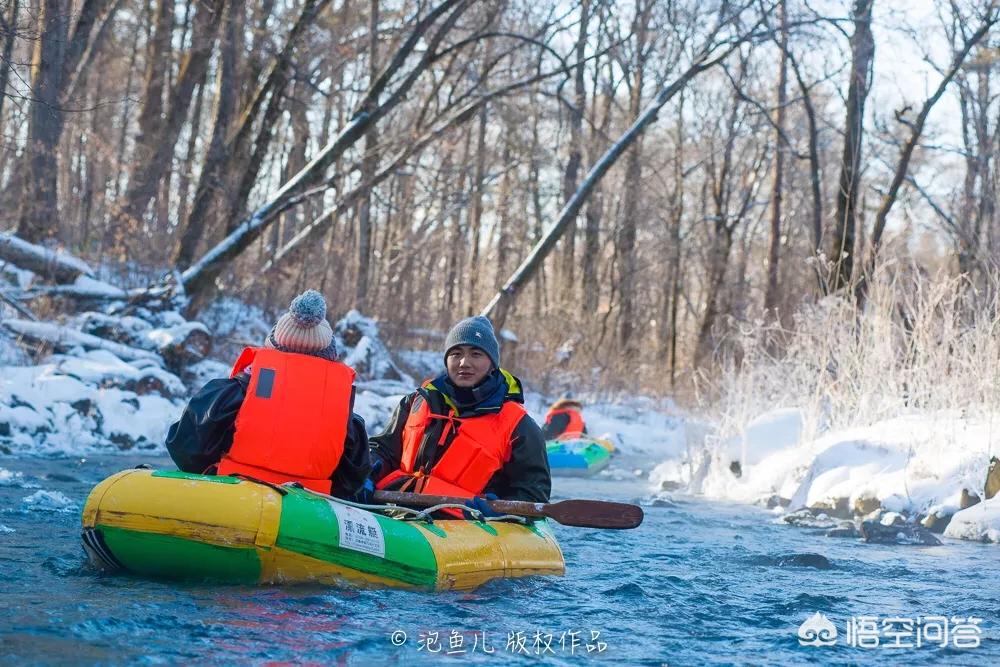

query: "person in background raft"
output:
542 396 587 440
165 290 372 500
369 316 550 517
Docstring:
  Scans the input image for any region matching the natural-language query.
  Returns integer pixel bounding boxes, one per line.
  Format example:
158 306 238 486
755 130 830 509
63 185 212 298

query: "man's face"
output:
446 345 492 388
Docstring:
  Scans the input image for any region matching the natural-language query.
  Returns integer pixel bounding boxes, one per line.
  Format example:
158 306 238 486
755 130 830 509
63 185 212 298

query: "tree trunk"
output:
617 1 650 352
125 0 175 213
176 81 206 243
119 0 224 229
660 90 685 383
582 55 615 314
0 0 21 128
788 51 823 285
16 0 70 243
560 0 590 304
173 0 239 267
763 0 788 316
830 0 874 293
495 128 513 290
356 0 380 312
467 105 489 314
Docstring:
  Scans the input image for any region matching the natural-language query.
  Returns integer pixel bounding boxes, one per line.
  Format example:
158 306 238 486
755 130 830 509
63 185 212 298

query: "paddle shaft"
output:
372 490 643 529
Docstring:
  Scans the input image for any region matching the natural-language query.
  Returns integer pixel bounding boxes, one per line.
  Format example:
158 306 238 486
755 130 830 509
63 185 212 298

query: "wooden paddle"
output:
372 490 644 529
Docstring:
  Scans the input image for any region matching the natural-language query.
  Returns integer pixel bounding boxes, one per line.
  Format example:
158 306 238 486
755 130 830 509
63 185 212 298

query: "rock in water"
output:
825 521 861 539
808 497 852 519
986 456 1000 500
920 512 953 534
778 553 832 569
852 494 880 516
860 518 942 546
960 488 981 510
781 509 839 529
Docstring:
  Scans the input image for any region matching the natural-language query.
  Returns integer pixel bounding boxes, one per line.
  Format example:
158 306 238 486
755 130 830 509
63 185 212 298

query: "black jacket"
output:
541 411 588 440
165 372 371 498
369 371 551 503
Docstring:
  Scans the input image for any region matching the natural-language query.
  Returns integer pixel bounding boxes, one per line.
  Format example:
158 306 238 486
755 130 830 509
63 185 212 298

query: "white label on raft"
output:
330 502 385 558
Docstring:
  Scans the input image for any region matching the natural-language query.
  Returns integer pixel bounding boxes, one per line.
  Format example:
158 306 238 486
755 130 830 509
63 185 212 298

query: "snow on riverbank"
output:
944 496 1000 543
649 407 1000 544
0 353 184 455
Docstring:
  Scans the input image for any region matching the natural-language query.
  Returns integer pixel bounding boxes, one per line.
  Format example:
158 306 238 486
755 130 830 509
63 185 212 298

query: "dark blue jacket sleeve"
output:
165 375 249 473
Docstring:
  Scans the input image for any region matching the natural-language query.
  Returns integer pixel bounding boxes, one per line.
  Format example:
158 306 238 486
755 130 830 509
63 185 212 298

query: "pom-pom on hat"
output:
265 290 338 360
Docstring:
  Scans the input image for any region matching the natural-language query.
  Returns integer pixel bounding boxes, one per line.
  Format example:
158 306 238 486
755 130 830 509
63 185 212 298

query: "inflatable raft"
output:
546 437 614 477
81 469 564 591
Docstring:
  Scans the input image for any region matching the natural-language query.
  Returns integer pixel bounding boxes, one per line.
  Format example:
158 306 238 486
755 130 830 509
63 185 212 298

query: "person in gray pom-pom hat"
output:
367 315 550 514
166 290 372 502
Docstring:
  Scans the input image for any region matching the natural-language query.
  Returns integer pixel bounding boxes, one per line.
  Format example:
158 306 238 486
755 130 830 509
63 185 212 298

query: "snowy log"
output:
1 319 161 362
147 322 213 372
0 233 94 283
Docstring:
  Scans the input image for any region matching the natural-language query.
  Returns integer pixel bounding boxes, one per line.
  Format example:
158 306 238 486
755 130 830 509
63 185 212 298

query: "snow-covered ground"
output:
649 407 1000 544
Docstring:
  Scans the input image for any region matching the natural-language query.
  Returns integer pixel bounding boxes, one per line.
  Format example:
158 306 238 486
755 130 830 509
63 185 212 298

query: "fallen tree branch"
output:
0 233 94 283
1 319 161 362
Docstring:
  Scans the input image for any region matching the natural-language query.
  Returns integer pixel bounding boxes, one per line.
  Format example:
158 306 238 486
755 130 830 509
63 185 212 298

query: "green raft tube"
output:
81 469 565 591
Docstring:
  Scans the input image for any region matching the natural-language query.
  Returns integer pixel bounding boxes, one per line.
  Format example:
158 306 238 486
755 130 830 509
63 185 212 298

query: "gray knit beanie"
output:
265 290 338 360
444 315 500 369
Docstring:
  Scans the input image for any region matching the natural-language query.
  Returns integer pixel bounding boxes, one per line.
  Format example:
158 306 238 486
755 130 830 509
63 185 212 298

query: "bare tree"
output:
482 1 768 330
763 0 787 315
117 0 225 232
858 2 1000 302
177 0 474 305
830 0 874 293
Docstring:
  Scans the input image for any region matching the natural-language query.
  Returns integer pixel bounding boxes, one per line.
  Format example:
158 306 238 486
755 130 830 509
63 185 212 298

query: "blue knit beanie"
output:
444 315 500 369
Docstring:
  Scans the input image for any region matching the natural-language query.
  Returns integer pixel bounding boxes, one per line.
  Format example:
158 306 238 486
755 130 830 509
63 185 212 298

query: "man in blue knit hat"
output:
369 316 550 515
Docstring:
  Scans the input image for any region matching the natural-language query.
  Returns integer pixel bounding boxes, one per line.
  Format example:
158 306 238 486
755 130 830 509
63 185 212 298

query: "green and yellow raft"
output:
81 469 564 591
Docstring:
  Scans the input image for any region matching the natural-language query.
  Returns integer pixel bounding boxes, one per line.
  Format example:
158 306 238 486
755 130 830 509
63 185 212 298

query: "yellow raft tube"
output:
81 469 565 591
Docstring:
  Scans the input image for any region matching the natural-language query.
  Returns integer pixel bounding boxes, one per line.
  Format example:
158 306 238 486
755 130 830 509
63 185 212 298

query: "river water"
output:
1 452 996 665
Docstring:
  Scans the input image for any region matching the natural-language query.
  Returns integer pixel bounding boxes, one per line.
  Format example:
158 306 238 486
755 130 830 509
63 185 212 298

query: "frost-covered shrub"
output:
705 269 1000 445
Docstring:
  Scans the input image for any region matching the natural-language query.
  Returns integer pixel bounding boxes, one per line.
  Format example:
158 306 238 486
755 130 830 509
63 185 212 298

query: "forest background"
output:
2 0 1000 425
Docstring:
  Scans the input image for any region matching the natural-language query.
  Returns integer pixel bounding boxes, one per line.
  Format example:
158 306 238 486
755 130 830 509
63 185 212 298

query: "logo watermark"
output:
389 629 608 656
798 613 982 649
798 612 837 646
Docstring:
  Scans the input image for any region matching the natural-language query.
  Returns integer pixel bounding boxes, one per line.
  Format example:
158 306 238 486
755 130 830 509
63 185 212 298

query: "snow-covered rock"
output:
196 296 272 361
944 496 1000 543
686 412 995 518
0 355 183 455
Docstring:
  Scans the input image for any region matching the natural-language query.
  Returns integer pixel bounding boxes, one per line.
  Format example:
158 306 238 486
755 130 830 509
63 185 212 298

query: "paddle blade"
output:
544 499 644 529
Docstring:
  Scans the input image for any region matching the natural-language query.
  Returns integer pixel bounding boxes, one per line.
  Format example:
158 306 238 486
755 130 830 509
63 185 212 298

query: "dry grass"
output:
701 266 1000 444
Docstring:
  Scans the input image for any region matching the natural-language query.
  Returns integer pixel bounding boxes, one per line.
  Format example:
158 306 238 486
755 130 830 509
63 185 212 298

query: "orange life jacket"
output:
217 347 355 494
545 407 585 439
376 383 527 498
